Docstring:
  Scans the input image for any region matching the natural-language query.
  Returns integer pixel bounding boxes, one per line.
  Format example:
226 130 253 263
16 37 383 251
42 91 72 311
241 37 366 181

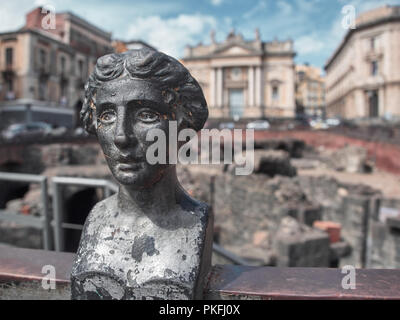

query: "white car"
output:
246 120 270 130
309 119 329 130
2 122 52 140
326 118 341 127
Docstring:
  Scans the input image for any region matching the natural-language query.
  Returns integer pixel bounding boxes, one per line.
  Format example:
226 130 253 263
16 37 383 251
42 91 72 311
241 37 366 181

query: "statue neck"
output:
117 166 180 216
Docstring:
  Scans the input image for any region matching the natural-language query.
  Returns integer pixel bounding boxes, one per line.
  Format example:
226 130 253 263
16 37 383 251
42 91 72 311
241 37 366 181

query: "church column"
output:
379 86 385 117
210 68 216 107
217 67 223 108
255 66 261 106
248 66 254 107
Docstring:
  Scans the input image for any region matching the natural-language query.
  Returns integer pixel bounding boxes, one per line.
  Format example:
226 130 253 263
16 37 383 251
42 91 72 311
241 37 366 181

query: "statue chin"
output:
112 168 144 186
105 158 162 188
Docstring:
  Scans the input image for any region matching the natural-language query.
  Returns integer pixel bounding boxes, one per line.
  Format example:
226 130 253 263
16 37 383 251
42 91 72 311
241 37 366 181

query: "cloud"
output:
338 0 400 13
243 0 267 19
125 14 217 58
276 1 292 15
0 0 182 33
293 0 320 13
210 0 224 6
34 0 55 6
295 34 325 55
0 0 35 32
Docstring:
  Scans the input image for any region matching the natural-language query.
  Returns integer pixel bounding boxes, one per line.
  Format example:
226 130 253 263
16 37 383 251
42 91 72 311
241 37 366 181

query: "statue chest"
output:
71 212 206 299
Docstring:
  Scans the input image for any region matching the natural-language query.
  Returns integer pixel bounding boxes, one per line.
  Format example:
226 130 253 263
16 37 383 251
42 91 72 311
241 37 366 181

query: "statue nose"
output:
114 129 138 149
114 132 129 148
113 110 136 148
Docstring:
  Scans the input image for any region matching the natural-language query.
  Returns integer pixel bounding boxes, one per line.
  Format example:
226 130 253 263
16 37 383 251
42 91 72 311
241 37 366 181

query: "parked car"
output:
2 122 52 140
74 127 89 137
325 118 341 127
246 120 270 130
309 118 329 130
49 126 68 137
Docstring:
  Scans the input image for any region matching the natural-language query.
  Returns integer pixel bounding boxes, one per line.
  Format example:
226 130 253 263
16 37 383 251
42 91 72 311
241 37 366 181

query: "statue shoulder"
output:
86 194 118 222
179 189 212 222
77 194 118 245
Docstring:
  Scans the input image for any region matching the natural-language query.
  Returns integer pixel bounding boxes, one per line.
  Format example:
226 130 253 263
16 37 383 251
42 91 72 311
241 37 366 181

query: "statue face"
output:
95 77 172 188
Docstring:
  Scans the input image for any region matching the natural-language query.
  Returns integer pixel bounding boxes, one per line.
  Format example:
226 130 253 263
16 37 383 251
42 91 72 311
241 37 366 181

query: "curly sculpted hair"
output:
80 48 208 134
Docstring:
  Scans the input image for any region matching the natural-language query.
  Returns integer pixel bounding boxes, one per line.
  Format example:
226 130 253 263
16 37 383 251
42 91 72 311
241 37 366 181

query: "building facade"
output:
0 7 113 108
181 30 296 120
295 64 326 117
325 5 400 119
113 40 155 53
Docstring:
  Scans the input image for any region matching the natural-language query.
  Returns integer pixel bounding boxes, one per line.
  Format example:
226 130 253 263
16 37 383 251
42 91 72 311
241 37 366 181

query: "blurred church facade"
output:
181 30 296 120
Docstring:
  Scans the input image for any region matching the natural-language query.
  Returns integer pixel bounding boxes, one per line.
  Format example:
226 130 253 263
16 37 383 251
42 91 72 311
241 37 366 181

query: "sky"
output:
1 0 400 70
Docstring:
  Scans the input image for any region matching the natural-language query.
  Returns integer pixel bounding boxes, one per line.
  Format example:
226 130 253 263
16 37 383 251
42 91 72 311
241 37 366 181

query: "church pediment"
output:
213 44 259 57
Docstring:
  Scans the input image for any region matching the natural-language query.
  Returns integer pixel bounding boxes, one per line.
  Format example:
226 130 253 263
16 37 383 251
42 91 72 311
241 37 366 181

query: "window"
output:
39 78 47 100
370 37 375 50
229 89 244 119
272 85 279 101
60 82 66 97
5 47 13 66
78 60 84 78
371 61 378 76
231 67 241 80
60 56 66 74
7 79 13 92
367 90 379 117
39 49 47 68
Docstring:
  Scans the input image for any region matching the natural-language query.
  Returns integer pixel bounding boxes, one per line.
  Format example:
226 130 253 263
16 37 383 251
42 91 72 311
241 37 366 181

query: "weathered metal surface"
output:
71 48 213 300
205 264 400 300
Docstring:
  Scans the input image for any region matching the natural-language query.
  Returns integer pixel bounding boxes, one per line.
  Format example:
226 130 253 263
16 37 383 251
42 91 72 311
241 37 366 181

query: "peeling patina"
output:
71 48 212 300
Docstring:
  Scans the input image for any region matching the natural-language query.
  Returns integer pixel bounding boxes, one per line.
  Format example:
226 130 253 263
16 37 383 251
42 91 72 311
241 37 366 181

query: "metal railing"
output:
212 243 250 265
51 177 249 264
51 176 118 252
0 172 250 264
0 172 51 250
51 177 250 263
3 245 400 300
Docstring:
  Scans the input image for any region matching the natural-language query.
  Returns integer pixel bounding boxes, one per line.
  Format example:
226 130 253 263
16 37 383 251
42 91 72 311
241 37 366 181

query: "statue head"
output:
80 48 208 188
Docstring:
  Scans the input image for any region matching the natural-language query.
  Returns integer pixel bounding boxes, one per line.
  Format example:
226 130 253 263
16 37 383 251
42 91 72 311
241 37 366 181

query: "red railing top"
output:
0 245 74 284
1 245 400 300
206 264 400 300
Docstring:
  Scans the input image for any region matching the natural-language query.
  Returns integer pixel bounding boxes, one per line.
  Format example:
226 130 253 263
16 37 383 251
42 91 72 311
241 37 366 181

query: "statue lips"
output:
118 163 142 172
116 155 144 172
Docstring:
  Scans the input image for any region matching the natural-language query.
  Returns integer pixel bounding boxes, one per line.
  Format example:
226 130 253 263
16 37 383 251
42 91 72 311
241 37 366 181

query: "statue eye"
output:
137 110 160 123
100 110 116 124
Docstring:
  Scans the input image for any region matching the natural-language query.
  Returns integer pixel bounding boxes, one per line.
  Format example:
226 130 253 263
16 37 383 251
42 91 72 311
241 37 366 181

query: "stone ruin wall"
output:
1 135 400 268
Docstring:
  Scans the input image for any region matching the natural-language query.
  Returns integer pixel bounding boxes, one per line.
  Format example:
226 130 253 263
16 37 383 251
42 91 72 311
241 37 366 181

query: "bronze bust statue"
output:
71 48 213 300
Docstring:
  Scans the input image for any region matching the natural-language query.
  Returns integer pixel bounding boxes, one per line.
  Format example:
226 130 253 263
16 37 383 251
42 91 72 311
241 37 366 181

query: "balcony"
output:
1 245 400 300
